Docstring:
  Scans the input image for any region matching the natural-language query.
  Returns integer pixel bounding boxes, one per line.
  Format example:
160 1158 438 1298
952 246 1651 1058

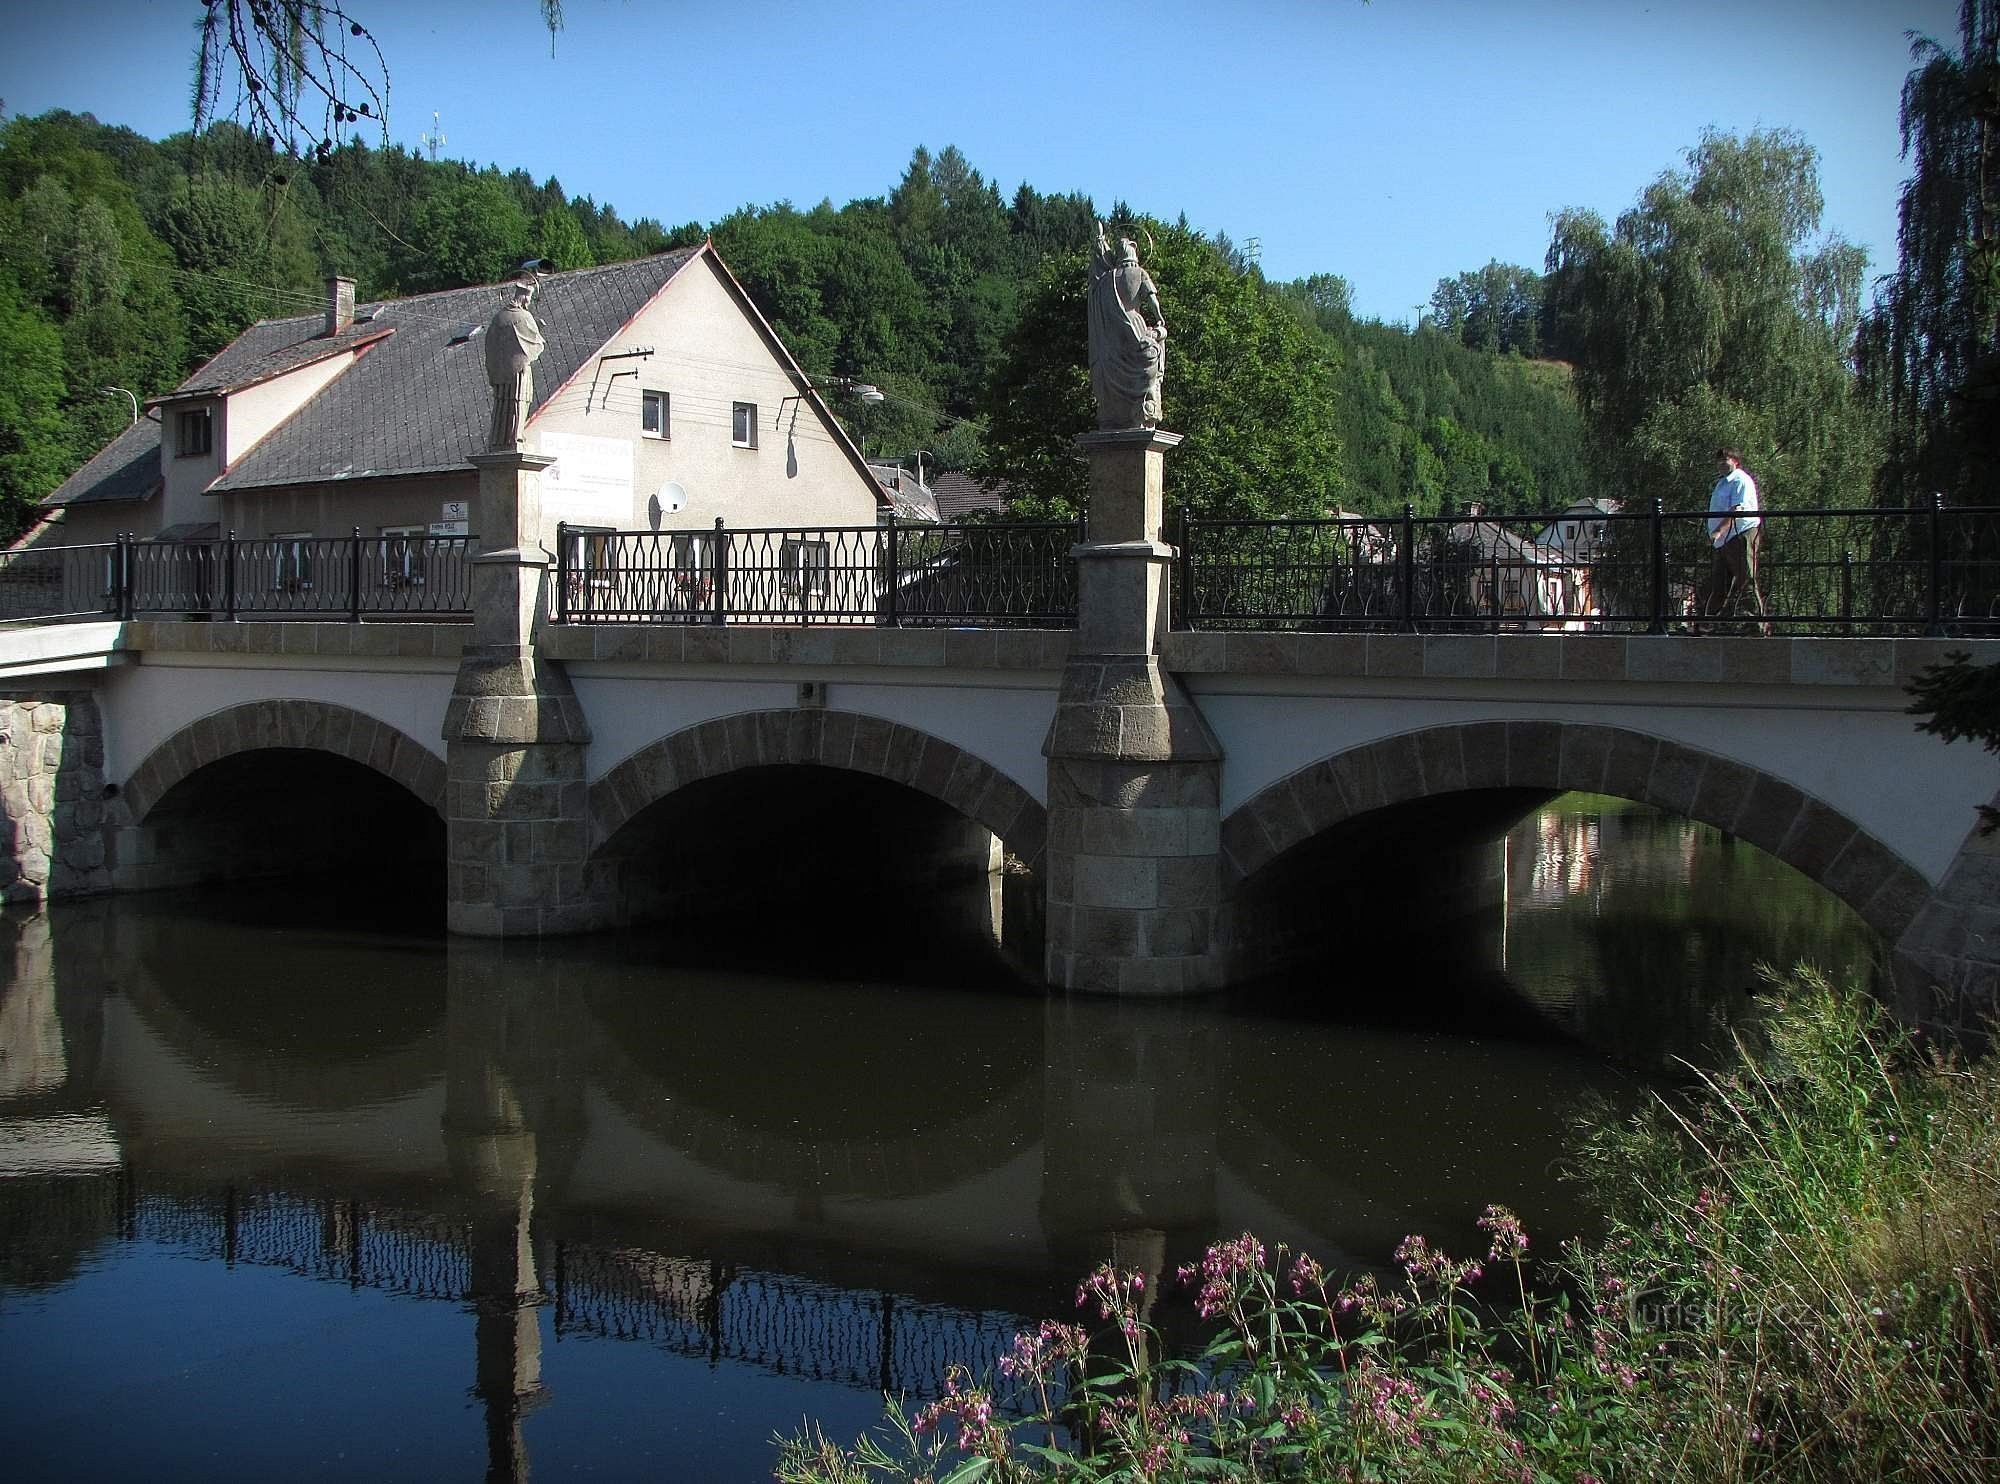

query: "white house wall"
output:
527 254 879 548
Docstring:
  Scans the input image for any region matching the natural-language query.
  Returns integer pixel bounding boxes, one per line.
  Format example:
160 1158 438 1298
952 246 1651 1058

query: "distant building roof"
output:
868 461 940 522
931 470 1006 521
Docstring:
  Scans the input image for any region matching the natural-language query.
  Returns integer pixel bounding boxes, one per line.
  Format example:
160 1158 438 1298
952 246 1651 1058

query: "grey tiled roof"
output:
217 248 702 491
43 250 707 509
42 416 160 508
932 470 1006 520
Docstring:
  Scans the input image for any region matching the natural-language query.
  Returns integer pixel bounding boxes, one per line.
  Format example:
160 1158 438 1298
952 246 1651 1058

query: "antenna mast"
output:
422 111 447 162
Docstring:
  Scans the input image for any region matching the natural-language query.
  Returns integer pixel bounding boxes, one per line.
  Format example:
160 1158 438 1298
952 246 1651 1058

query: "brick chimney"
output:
325 275 355 336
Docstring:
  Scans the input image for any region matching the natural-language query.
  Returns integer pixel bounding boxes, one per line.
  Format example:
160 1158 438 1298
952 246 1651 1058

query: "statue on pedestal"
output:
1087 222 1167 430
484 279 546 452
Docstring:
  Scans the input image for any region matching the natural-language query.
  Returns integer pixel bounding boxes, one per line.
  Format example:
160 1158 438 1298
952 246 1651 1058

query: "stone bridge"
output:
1 430 1995 1027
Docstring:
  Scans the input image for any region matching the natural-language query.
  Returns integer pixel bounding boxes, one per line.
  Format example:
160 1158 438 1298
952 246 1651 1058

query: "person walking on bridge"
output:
1702 447 1768 633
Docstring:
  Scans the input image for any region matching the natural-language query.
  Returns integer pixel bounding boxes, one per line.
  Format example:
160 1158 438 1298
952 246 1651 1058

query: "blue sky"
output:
0 0 1964 324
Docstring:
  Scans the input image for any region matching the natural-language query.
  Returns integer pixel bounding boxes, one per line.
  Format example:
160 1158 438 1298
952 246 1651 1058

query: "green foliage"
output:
979 222 1344 523
0 278 75 534
402 172 531 290
530 203 594 271
779 972 2000 1482
1908 648 2000 832
1861 1 2000 508
1547 129 1881 515
1430 260 1543 355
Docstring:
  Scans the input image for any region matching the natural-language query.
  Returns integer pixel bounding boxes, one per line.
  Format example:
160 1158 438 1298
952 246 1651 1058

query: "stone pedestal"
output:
445 449 606 936
1044 429 1225 995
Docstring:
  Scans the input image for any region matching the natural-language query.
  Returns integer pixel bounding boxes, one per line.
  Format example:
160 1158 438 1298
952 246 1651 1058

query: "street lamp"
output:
102 386 138 426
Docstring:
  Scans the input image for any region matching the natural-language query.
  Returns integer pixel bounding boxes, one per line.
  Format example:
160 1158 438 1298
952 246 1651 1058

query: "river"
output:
0 793 1880 1480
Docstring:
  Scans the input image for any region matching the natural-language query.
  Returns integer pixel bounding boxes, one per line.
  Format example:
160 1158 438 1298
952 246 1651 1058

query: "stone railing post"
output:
1043 428 1224 995
443 449 603 936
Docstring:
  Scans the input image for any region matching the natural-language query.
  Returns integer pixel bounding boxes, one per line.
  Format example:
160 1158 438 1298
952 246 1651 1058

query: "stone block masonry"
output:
0 691 111 902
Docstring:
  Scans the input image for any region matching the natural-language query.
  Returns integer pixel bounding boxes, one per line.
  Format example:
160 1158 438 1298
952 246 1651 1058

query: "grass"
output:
773 968 2000 1482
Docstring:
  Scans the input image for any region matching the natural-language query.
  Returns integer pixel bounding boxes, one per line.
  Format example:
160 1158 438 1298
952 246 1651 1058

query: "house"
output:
25 245 888 559
932 471 1006 522
867 461 940 523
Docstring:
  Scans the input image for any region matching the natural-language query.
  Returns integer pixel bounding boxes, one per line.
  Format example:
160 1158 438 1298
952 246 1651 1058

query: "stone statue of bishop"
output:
483 279 546 452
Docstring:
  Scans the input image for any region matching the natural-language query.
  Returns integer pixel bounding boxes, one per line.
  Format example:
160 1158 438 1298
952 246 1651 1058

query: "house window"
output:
381 525 427 587
781 538 831 600
731 401 758 449
176 407 213 457
274 532 314 593
642 389 670 439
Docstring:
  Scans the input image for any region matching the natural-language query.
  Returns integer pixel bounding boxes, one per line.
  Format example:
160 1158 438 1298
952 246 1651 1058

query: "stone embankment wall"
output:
0 691 110 903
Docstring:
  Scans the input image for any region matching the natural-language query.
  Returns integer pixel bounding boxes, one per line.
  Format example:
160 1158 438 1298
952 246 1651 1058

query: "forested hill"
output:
0 109 1587 534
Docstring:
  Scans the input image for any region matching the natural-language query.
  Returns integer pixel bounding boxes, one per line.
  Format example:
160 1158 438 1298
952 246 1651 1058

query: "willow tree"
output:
1544 128 1879 513
1860 0 2000 506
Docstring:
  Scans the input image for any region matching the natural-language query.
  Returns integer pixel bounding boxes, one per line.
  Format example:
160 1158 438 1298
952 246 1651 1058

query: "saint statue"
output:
484 279 546 452
1087 221 1167 429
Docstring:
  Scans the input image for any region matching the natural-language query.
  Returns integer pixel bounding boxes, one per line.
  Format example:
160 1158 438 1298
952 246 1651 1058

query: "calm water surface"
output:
0 795 1879 1481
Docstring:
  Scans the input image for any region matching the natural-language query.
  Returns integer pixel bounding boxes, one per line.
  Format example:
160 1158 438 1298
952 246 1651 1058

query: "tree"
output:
0 279 75 535
401 173 530 289
978 221 1344 522
1545 128 1879 513
530 204 594 271
1429 261 1542 355
1861 0 2000 507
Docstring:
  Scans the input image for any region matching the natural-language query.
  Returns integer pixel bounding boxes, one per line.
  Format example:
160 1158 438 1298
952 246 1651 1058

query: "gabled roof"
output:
216 247 704 490
932 471 1006 521
40 248 706 508
42 415 160 508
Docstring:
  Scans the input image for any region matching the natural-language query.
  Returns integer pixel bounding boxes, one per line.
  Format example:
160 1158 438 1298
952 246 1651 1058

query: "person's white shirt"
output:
1708 465 1760 547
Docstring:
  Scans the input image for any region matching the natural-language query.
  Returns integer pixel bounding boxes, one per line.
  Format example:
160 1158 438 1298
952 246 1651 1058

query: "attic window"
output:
731 401 758 449
175 407 213 457
642 389 669 439
448 323 484 347
352 305 382 324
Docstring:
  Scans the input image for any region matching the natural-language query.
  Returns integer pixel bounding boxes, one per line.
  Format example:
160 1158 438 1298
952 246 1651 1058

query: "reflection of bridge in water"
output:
21 1171 1016 1398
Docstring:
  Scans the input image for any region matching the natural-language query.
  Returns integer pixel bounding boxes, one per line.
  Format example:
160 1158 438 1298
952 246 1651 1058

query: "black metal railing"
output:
1178 499 2000 635
0 541 123 622
553 516 1082 627
0 532 476 623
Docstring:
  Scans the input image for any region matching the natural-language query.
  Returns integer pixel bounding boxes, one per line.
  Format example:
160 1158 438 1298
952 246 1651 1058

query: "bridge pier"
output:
1043 429 1226 995
443 450 607 936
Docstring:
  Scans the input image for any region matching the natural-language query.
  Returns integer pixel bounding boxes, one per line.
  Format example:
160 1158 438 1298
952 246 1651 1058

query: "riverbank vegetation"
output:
775 971 2000 1482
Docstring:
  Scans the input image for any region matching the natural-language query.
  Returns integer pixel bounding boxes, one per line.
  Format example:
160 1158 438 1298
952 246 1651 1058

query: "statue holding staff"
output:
484 278 546 452
1087 221 1167 430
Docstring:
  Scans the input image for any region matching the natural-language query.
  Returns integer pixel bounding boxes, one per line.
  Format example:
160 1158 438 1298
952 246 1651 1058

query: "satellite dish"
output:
649 481 688 530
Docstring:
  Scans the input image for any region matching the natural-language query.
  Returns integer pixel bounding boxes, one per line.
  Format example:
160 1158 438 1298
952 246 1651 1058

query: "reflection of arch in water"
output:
1223 721 1929 947
112 954 445 1116
578 983 1042 1201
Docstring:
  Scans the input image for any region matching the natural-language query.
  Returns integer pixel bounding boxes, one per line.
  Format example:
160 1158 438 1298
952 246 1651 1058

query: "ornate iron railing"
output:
553 517 1082 627
0 534 477 623
1178 499 2000 635
0 541 122 622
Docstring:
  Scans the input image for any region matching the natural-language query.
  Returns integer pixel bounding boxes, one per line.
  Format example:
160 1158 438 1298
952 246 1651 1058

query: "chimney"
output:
325 275 355 336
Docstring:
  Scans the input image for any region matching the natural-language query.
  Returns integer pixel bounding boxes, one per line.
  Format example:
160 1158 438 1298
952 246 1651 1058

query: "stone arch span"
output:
589 708 1048 868
120 700 447 824
1219 719 1932 945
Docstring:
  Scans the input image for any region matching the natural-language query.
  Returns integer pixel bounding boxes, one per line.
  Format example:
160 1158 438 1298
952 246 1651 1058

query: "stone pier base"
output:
443 646 607 936
1044 654 1223 995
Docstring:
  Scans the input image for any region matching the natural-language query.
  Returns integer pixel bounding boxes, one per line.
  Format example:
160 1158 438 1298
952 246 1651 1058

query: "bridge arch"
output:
120 700 446 824
1220 719 1933 945
589 708 1047 868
